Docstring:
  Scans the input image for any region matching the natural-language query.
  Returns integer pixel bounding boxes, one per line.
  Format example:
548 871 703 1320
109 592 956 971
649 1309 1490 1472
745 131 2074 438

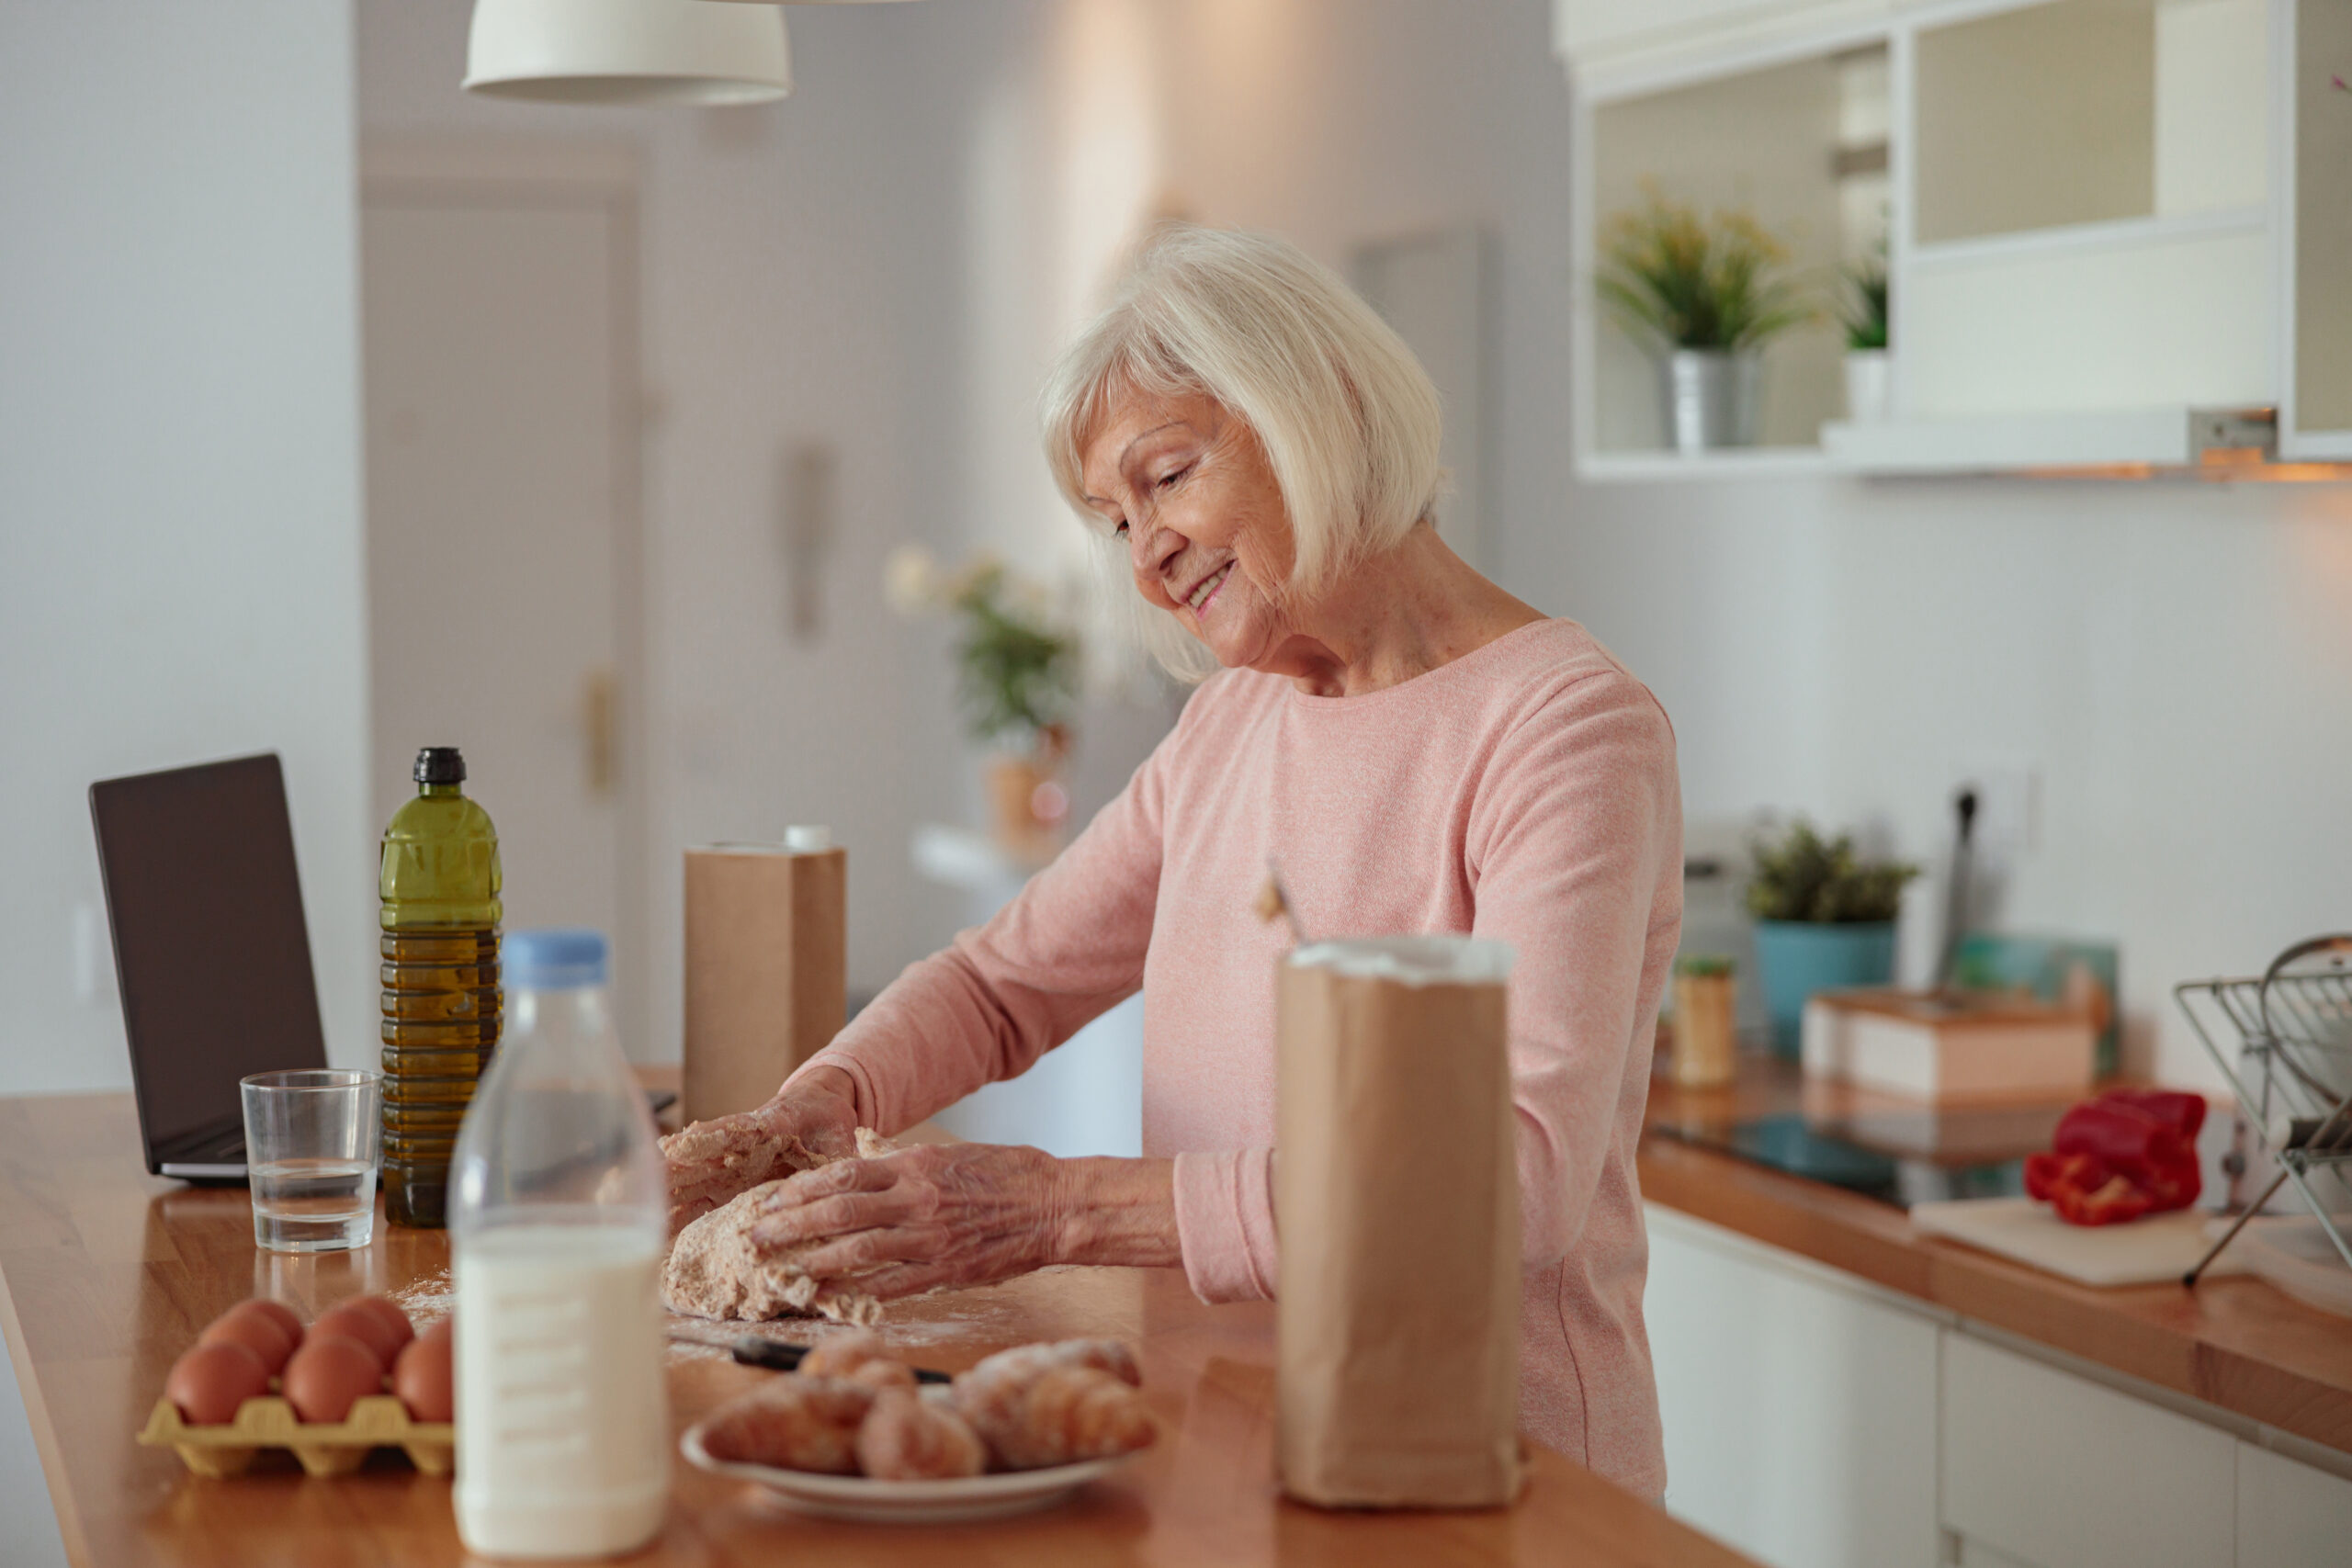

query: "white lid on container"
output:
784 825 833 853
1287 936 1514 987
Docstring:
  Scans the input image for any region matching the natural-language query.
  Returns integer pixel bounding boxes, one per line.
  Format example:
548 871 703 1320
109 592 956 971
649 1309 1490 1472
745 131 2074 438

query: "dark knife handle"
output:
729 1337 952 1384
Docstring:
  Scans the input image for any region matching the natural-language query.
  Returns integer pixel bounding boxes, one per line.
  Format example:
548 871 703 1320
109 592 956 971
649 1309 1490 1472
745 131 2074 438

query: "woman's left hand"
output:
744 1143 1071 1301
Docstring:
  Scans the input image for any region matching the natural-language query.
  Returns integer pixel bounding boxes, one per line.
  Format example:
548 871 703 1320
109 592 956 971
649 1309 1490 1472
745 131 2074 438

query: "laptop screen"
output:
89 753 330 1162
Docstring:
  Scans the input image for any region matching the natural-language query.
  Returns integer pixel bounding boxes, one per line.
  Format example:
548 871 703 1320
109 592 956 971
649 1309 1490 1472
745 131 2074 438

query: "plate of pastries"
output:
681 1333 1158 1524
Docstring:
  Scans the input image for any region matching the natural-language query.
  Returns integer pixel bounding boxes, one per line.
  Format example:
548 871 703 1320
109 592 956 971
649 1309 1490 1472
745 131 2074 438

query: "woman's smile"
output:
1185 563 1233 615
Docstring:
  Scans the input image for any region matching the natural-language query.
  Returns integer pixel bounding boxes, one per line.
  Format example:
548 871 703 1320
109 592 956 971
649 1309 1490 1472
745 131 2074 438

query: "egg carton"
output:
136 1393 454 1478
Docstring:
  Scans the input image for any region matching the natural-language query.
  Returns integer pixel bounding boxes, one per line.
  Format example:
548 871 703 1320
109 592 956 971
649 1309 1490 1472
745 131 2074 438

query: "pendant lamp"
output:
464 0 792 107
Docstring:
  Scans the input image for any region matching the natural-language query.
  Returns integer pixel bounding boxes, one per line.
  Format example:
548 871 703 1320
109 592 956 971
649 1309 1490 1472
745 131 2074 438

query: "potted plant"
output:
886 546 1080 852
1838 240 1891 423
1745 821 1917 1059
1597 188 1813 453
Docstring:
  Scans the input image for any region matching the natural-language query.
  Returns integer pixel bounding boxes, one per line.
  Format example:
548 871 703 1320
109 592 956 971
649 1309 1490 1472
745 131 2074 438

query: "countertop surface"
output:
0 1077 1755 1568
1639 1055 2352 1457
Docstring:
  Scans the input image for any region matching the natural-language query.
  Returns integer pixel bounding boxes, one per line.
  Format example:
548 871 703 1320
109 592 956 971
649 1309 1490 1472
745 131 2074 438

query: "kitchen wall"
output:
1101 0 2352 1086
0 1 375 1094
0 6 368 1558
356 0 1007 1046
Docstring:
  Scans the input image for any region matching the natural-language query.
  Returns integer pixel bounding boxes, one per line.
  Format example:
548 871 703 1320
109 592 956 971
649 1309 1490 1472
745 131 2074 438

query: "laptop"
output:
89 753 328 1182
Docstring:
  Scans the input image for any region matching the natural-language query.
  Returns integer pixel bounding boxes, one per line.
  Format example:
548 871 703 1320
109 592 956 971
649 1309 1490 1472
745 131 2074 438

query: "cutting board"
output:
1909 1197 2249 1287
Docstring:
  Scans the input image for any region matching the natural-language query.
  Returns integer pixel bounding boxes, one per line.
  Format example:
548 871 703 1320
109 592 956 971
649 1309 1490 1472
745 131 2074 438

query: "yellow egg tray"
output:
136 1393 454 1478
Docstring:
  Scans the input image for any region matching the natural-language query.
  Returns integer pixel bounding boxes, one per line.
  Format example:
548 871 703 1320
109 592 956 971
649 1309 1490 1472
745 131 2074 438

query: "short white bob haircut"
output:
1041 223 1444 681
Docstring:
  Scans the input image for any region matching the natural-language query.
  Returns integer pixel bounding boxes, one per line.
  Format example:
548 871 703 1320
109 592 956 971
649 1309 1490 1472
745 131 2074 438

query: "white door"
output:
360 164 645 1048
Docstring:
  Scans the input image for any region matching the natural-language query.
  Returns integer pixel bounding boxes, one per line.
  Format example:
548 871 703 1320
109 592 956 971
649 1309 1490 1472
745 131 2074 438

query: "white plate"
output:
680 1424 1134 1524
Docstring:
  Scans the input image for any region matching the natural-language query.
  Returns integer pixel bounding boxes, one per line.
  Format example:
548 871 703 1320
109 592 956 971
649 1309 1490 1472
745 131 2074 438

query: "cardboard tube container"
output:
1275 936 1524 1509
681 829 846 1126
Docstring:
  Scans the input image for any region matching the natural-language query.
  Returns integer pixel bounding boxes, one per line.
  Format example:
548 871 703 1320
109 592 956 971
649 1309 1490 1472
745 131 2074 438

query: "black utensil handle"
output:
729 1337 953 1384
729 1338 807 1371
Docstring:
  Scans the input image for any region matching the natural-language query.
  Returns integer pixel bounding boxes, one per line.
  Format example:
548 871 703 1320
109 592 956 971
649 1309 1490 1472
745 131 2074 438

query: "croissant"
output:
953 1359 1156 1471
799 1329 916 1391
855 1386 989 1480
960 1338 1141 1393
698 1376 876 1474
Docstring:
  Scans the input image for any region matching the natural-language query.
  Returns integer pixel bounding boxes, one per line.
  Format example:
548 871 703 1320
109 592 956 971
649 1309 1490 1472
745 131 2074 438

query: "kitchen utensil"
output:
663 1329 952 1384
679 1424 1134 1524
1935 786 1977 994
2175 934 2352 1285
1910 1197 2250 1287
240 1069 382 1253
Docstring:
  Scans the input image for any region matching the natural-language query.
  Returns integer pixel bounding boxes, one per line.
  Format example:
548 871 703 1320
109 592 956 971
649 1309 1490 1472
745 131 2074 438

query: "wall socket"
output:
1955 764 2040 867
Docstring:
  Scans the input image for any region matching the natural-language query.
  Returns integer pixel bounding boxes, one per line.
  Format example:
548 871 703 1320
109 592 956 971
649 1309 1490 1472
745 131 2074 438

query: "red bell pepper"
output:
2097 1088 2207 1141
2026 1089 2208 1226
2025 1151 2157 1225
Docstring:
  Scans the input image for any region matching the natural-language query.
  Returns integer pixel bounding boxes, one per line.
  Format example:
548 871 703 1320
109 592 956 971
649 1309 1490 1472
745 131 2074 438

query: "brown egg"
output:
281 1334 384 1424
391 1318 454 1423
235 1298 306 1348
345 1294 416 1358
311 1296 410 1367
198 1303 296 1373
164 1341 270 1425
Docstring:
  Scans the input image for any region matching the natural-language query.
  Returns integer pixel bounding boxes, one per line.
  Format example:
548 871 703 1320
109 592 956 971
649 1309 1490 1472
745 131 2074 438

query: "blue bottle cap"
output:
504 928 608 989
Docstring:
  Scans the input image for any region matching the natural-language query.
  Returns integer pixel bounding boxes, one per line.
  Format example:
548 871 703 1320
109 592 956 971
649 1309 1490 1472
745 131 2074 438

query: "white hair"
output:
1040 223 1445 681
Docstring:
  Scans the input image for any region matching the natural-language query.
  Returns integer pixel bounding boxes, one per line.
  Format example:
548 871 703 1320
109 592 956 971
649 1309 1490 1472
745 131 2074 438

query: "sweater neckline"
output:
1281 618 1561 713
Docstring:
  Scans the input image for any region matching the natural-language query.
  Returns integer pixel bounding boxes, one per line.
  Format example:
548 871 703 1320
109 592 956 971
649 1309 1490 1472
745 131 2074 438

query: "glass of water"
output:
240 1068 383 1253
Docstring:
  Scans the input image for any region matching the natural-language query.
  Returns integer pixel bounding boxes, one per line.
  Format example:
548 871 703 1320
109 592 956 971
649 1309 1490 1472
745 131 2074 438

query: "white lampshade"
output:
465 0 792 107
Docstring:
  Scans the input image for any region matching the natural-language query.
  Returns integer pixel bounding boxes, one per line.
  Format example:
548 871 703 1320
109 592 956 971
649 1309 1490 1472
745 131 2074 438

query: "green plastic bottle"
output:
379 746 502 1228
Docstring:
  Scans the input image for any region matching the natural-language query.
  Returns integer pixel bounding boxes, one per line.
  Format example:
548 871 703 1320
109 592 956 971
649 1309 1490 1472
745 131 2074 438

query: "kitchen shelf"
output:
1906 206 2269 272
1824 408 2209 473
1580 446 1837 482
1561 0 2348 480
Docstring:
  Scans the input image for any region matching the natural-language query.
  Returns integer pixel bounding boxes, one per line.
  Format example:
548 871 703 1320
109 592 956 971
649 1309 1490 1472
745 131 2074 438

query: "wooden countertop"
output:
0 1082 1755 1568
1639 1055 2352 1456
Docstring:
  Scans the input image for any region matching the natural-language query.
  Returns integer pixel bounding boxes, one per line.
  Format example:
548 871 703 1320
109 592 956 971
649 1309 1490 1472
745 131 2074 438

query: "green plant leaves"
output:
1745 819 1917 924
949 564 1079 750
1598 189 1816 353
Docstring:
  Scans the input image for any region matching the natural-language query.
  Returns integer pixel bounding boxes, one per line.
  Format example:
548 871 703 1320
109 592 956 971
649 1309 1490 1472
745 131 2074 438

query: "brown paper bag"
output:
1275 937 1524 1509
682 832 846 1126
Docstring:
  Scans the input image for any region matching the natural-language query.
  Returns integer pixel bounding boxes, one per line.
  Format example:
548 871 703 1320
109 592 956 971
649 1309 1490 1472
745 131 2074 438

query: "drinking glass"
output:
240 1068 383 1253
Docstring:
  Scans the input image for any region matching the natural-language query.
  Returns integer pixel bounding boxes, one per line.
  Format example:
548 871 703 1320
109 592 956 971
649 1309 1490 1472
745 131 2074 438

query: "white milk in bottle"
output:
449 929 669 1558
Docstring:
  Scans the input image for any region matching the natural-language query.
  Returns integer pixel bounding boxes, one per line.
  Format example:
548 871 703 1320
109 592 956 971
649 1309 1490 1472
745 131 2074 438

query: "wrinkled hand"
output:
743 1142 1069 1301
661 1068 859 1235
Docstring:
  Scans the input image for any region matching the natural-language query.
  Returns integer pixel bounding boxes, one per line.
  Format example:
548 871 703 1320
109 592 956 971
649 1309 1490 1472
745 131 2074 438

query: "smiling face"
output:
1078 384 1302 673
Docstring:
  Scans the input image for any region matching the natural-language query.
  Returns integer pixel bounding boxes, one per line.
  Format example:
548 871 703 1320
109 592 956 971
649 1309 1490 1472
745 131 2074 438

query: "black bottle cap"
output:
413 747 466 785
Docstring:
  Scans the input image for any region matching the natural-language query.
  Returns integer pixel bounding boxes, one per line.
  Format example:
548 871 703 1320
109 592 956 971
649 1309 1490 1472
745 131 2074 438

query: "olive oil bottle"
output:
379 746 501 1228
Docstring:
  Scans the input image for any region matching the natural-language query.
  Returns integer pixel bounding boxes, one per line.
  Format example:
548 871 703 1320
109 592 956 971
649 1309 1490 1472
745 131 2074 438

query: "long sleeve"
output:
1165 665 1679 1301
784 729 1176 1136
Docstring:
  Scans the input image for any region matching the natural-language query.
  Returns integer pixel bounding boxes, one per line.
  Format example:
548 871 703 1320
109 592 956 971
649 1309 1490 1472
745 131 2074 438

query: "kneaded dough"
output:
662 1127 897 1325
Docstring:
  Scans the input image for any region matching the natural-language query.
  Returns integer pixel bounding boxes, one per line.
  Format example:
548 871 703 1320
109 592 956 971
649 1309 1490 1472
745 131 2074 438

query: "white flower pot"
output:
1843 350 1892 423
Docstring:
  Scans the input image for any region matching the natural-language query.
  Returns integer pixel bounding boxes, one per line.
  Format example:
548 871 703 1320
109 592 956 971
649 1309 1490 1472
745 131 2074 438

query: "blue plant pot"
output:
1752 920 1897 1060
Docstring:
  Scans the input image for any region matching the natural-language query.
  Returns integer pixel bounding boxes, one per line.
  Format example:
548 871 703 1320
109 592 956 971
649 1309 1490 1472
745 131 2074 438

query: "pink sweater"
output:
795 617 1680 1495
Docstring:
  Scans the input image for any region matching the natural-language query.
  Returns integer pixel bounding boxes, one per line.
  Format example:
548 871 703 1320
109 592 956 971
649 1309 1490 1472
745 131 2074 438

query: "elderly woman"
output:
663 224 1680 1496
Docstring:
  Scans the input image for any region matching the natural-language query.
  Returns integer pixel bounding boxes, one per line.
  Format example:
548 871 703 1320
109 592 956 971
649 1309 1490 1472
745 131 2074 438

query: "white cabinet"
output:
1563 0 2347 478
1555 0 1899 73
1645 1205 1943 1568
1941 1332 2238 1568
2237 1441 2352 1568
1642 1200 2352 1565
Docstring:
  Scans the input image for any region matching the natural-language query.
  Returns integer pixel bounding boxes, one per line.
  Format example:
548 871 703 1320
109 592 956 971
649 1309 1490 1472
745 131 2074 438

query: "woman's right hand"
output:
660 1065 862 1235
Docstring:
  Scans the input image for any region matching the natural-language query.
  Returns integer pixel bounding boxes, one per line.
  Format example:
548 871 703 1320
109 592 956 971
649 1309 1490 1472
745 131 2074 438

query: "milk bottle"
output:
449 929 669 1558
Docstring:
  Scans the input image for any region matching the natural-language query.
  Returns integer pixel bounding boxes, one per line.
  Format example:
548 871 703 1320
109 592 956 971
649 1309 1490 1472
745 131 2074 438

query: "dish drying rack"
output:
2175 933 2352 1287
